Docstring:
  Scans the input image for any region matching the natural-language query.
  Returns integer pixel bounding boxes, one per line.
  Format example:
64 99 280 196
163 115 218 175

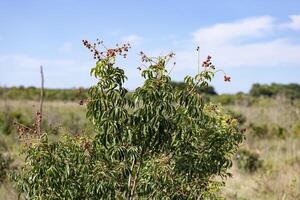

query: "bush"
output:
248 123 269 138
0 149 13 184
248 123 286 139
212 93 254 106
235 149 262 173
0 86 88 101
212 94 235 105
0 109 30 135
171 81 217 95
250 83 300 99
227 110 246 125
13 41 244 199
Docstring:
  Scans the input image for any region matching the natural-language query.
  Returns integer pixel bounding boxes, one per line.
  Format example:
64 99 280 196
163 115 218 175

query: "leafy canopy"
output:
13 40 244 199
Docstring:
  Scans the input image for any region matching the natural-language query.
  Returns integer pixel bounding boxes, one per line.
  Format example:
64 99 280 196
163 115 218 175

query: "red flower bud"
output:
224 76 231 82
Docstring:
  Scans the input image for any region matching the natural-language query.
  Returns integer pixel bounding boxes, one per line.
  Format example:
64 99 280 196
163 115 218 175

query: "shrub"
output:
0 86 88 101
0 109 29 135
13 41 244 199
171 81 217 95
248 123 286 139
227 110 246 125
0 149 13 184
270 125 285 139
212 93 254 106
248 123 269 138
235 149 262 173
250 83 300 99
212 94 235 105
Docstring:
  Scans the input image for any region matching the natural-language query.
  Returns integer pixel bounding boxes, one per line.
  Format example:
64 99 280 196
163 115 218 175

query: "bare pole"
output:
37 65 44 138
197 46 200 74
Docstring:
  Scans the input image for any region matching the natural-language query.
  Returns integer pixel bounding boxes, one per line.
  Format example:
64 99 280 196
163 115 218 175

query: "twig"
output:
129 161 141 200
127 157 136 198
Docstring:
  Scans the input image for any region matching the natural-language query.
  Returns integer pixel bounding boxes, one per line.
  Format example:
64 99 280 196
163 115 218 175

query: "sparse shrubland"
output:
0 87 88 101
0 41 300 199
221 96 300 200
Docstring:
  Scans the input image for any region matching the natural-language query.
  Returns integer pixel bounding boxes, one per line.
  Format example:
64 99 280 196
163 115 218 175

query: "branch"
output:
127 158 136 198
129 161 141 200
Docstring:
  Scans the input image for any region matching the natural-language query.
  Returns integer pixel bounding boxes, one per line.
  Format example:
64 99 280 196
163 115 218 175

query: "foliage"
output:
0 143 13 184
212 93 255 106
171 81 217 95
226 110 246 125
250 83 300 99
12 135 94 199
0 86 87 101
248 123 286 139
235 149 262 173
13 40 244 199
0 101 94 137
0 108 30 135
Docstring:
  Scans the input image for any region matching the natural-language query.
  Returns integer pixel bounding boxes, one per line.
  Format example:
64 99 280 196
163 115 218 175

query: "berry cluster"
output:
202 54 231 82
224 75 231 82
139 51 151 63
79 99 90 106
202 55 214 69
82 38 131 60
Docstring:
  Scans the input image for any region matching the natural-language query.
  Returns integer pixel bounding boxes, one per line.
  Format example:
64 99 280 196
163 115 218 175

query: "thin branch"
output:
129 161 141 200
127 157 136 199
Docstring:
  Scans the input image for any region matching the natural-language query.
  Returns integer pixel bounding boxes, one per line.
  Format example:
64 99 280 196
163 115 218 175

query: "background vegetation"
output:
1 82 300 199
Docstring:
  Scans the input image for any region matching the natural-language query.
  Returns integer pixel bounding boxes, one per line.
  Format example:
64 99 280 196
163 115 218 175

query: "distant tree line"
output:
0 86 88 101
250 83 300 99
1 83 300 101
0 82 217 101
171 82 217 95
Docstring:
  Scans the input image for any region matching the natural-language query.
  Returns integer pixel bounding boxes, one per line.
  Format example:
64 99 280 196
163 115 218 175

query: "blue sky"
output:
0 0 300 93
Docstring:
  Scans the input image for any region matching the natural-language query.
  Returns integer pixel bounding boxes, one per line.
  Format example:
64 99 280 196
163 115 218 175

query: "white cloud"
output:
58 42 73 53
282 15 300 31
193 16 274 46
121 34 143 46
172 15 300 71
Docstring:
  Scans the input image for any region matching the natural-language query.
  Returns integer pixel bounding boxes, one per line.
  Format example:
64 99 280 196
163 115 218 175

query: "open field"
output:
1 95 300 199
222 97 300 200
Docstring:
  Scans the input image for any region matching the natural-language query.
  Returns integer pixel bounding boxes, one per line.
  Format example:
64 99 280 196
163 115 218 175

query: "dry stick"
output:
197 46 200 74
38 65 44 139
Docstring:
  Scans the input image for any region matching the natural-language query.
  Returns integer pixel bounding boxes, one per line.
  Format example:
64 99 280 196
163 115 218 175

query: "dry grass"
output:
223 137 300 200
0 184 18 200
226 96 300 132
1 98 300 199
222 97 300 200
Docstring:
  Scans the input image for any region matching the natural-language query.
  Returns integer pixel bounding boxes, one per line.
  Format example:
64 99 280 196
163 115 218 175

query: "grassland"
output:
1 94 300 199
222 96 300 200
